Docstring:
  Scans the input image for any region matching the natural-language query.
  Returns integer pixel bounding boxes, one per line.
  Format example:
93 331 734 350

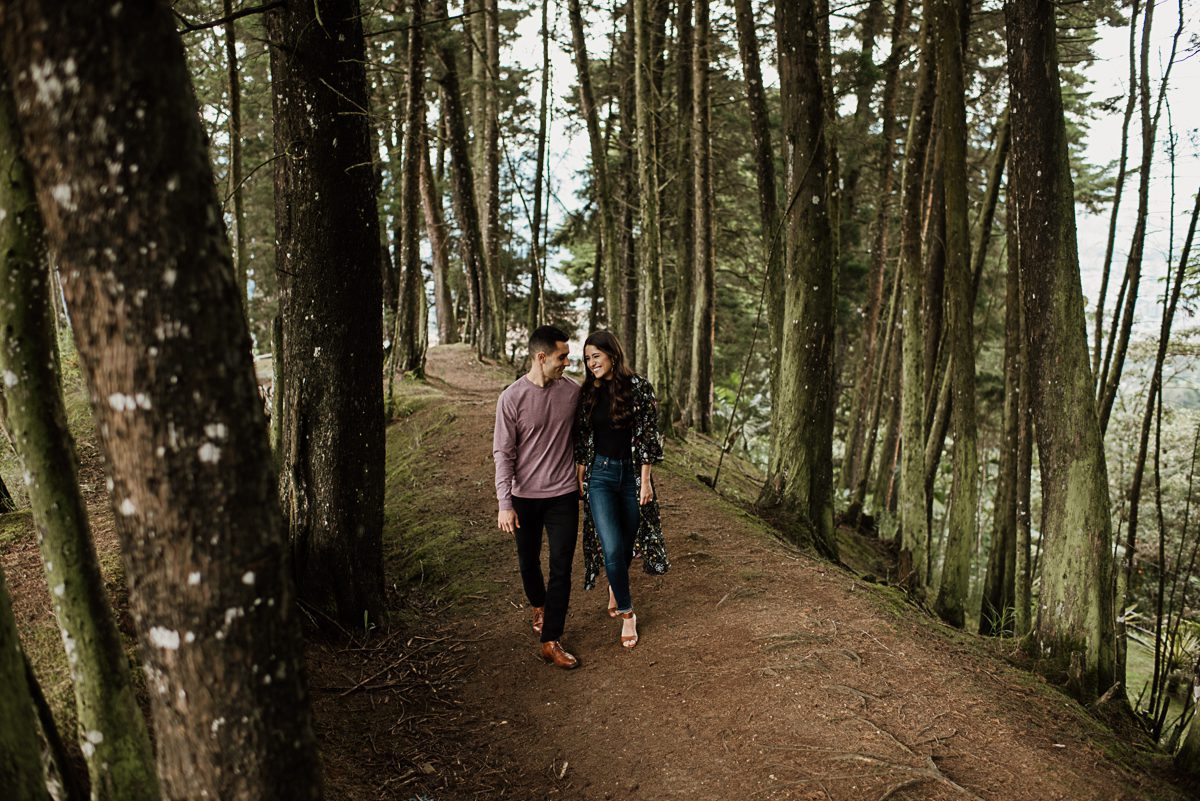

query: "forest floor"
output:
0 342 1195 800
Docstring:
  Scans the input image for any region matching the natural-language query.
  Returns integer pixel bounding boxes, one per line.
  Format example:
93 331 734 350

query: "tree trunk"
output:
269 0 386 627
1014 194 1034 637
482 0 504 353
393 0 428 377
1092 0 1140 379
1006 0 1117 702
980 180 1021 636
898 9 936 590
0 77 158 801
421 125 457 344
432 0 489 352
528 0 551 333
688 0 714 433
838 0 885 260
840 0 909 499
224 0 248 319
933 0 979 630
758 0 837 560
619 5 639 363
1118 186 1200 681
670 0 695 423
733 0 781 414
634 0 672 428
1 1 326 795
568 0 620 334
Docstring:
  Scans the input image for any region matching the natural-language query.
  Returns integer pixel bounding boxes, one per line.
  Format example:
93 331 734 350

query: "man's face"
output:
540 341 570 380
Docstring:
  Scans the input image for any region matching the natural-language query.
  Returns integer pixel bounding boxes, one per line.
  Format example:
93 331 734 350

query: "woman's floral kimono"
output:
574 373 670 590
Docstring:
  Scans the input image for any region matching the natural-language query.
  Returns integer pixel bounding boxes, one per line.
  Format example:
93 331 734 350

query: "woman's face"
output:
584 345 614 381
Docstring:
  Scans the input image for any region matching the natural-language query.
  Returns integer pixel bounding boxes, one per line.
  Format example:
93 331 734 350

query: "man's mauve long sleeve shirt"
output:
493 375 580 511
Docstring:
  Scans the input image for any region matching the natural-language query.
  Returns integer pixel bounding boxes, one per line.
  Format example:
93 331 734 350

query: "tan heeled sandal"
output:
620 611 638 649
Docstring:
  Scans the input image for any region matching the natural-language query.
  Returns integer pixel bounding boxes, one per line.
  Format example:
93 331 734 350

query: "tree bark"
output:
1006 0 1117 702
0 76 158 801
933 0 979 630
840 0 909 500
1092 0 1140 380
619 4 639 363
269 0 386 627
897 9 936 590
420 125 457 344
759 0 837 560
528 0 551 333
568 0 620 334
431 0 489 352
980 180 1021 636
688 0 714 433
669 0 695 423
1 0 326 794
393 0 428 377
634 0 672 428
224 0 248 319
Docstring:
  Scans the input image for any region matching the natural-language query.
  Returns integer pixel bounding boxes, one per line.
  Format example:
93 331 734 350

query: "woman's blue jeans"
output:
589 455 640 613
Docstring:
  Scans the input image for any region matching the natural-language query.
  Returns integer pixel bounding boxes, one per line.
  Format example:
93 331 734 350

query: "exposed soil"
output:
2 343 1193 801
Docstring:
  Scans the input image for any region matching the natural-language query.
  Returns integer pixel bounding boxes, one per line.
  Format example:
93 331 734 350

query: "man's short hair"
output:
529 325 569 356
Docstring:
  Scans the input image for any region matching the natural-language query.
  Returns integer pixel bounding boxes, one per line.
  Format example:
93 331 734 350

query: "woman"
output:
574 330 669 649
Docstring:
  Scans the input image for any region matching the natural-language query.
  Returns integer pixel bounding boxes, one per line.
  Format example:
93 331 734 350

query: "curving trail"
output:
394 345 1185 801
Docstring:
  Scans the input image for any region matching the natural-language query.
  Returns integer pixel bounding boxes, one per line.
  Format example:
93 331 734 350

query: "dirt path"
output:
405 345 1186 801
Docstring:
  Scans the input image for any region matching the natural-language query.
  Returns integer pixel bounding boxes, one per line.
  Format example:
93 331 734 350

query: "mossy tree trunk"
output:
1005 0 1117 702
0 0 326 795
758 0 837 560
420 126 457 344
669 0 695 423
393 0 428 377
932 0 978 630
269 0 386 628
0 72 158 801
897 10 936 590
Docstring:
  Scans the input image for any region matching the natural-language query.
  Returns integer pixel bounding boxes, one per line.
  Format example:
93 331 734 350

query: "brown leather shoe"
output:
531 606 544 636
540 640 580 669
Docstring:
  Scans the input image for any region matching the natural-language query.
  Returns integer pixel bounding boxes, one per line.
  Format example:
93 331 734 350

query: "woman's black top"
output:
590 380 632 460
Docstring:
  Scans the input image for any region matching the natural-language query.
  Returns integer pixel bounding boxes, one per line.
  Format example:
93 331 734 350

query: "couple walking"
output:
493 326 670 669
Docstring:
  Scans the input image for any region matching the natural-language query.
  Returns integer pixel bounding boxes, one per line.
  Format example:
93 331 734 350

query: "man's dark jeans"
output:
511 491 579 643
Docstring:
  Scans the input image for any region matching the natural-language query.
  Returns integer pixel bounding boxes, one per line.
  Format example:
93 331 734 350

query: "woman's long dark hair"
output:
580 330 636 428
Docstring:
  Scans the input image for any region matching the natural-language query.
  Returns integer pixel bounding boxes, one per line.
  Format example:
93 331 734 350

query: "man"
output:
493 326 582 669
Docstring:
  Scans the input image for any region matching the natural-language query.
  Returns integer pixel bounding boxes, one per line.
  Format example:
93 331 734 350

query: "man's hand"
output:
498 509 519 533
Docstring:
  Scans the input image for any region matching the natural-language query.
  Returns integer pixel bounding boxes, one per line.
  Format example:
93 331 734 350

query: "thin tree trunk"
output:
568 0 620 334
688 0 714 433
1118 185 1200 680
841 0 909 499
1 0 327 793
759 0 838 560
670 0 695 423
838 0 885 259
850 265 901 522
432 0 488 353
871 337 903 513
1092 0 1140 379
421 125 457 344
634 0 672 428
270 0 386 626
733 0 781 414
224 0 247 318
980 182 1021 636
0 78 159 801
933 0 979 630
898 9 936 590
619 2 639 360
1097 0 1183 434
482 0 503 353
1006 0 1117 702
392 0 428 379
529 0 551 332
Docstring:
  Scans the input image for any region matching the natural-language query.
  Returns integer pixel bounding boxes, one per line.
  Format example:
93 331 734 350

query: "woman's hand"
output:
639 465 653 506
